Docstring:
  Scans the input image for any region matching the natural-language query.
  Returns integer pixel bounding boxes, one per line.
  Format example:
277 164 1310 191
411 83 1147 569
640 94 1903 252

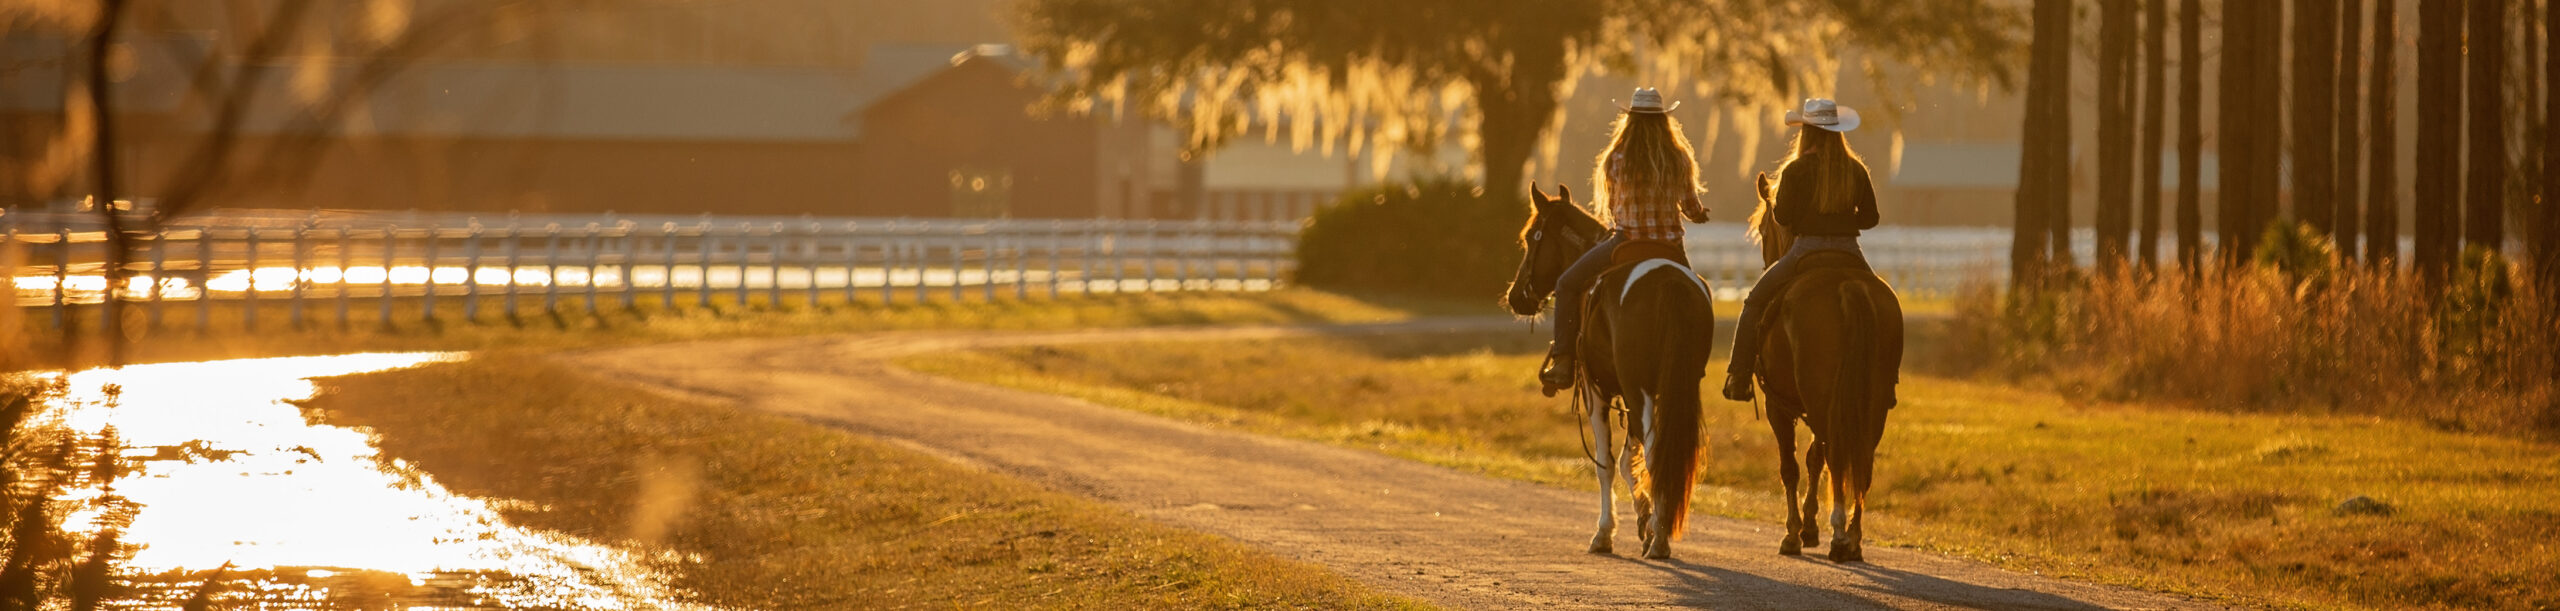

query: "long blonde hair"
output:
1589 111 1702 225
1773 126 1868 214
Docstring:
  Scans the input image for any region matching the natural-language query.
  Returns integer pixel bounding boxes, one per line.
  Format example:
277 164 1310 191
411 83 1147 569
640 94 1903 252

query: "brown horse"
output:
1505 184 1714 560
1742 172 1905 562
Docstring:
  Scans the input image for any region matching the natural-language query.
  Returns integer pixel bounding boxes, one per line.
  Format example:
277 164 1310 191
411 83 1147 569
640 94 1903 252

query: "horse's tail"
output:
1835 281 1879 454
1648 286 1710 541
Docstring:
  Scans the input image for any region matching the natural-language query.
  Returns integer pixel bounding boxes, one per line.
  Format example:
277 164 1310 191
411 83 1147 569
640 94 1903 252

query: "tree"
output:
2368 0 2400 266
2096 0 2136 270
2544 0 2559 285
2415 0 2462 281
2465 0 2507 254
2292 0 2338 239
2014 0 2069 285
2219 0 2281 265
2177 0 2203 271
2138 0 2167 270
2334 0 2365 261
1011 0 2025 200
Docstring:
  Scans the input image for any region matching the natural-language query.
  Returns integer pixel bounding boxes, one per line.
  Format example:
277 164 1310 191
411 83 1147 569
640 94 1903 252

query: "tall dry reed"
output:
1942 248 2558 439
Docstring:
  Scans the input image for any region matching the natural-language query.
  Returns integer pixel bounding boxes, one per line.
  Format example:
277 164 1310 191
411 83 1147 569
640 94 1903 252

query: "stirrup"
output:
1539 351 1576 397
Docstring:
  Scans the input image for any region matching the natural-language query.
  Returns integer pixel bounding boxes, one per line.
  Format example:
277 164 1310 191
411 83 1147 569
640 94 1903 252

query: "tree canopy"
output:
1012 0 2025 199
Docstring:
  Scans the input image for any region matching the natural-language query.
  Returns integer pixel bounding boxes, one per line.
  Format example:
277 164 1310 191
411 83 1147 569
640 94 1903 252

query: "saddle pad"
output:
1794 249 1873 273
1610 239 1687 267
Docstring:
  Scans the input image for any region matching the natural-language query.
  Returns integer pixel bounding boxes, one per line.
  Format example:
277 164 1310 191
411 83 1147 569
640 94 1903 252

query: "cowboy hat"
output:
1782 98 1861 132
1614 87 1680 113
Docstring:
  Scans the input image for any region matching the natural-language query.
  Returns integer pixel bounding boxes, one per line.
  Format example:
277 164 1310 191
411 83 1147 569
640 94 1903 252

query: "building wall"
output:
170 136 862 216
854 59 1116 219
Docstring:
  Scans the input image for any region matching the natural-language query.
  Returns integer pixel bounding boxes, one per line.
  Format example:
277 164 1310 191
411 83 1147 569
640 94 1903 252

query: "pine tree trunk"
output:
2294 0 2338 238
2250 0 2285 251
2139 0 2168 270
2543 0 2559 285
2098 0 2137 270
2368 0 2401 267
2015 0 2070 285
2218 0 2262 265
2177 0 2204 272
2465 0 2506 255
2334 0 2366 261
2416 0 2465 282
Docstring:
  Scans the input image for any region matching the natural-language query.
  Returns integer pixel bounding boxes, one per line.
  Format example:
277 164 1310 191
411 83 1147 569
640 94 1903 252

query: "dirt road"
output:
565 319 2216 609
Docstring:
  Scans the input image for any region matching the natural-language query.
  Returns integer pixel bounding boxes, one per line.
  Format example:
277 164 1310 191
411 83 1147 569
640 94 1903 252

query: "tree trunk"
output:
1470 43 1567 206
2218 0 2262 266
89 0 131 367
2544 0 2559 285
2178 0 2203 272
2465 0 2506 256
2416 0 2464 282
2139 0 2168 271
2293 0 2338 239
2334 0 2366 261
2097 0 2136 270
2369 0 2401 267
2014 0 2070 285
2250 1 2285 252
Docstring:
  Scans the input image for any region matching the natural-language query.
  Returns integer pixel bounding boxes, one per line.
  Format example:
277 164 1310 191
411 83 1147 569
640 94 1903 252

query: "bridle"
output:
1509 211 1599 314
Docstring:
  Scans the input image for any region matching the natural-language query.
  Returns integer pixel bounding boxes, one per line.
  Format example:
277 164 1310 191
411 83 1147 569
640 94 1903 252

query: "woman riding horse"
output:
1538 87 1711 395
1722 98 1886 404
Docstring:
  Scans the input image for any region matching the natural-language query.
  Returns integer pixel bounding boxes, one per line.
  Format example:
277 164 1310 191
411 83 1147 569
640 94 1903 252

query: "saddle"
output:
1609 239 1688 268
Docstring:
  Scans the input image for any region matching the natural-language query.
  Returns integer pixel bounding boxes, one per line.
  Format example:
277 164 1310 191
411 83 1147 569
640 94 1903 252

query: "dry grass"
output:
299 354 1432 610
903 332 2560 610
1937 257 2559 440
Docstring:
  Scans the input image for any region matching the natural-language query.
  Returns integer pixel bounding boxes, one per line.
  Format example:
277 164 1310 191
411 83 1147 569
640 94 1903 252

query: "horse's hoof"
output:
1587 534 1613 555
1778 537 1802 556
1799 528 1821 548
1643 539 1673 560
1827 542 1863 563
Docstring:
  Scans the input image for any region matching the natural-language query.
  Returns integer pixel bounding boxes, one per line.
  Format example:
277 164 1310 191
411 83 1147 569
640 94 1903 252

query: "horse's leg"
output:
1801 437 1826 548
1585 390 1618 554
1838 435 1876 563
1770 413 1804 556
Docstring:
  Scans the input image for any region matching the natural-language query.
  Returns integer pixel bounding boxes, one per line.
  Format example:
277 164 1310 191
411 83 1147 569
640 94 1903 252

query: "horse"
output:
1740 172 1905 562
1504 183 1715 560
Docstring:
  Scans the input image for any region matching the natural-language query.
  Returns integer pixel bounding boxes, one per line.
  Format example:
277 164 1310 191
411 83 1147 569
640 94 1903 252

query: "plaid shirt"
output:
1602 154 1707 241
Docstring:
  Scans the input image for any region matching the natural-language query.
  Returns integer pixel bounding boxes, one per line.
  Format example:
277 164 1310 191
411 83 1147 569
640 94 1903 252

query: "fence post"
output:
882 225 899 306
148 227 168 332
768 222 787 308
981 226 996 302
542 225 562 316
841 223 860 306
378 227 396 326
289 226 308 329
916 223 933 305
422 225 441 322
697 223 715 310
949 226 965 303
1110 222 1126 293
52 227 68 330
805 222 822 309
335 227 351 329
661 223 679 310
241 227 262 331
735 222 753 309
1047 220 1062 299
503 225 523 321
1012 226 1027 300
1143 220 1159 291
197 227 213 332
583 223 601 316
619 223 638 312
464 225 483 322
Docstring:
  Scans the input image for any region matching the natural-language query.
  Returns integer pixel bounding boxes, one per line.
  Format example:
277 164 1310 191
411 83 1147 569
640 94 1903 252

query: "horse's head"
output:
1505 182 1606 316
1748 171 1794 265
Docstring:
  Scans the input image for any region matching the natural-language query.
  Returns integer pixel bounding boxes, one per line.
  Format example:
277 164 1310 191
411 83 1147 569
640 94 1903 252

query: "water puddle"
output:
31 353 709 609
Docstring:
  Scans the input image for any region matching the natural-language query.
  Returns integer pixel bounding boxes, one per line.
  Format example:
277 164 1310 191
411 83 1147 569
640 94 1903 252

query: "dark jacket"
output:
1773 160 1880 236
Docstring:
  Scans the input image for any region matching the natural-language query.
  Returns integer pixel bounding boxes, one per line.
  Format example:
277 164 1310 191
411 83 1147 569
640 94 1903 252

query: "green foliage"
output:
1293 177 1524 299
2251 220 2338 289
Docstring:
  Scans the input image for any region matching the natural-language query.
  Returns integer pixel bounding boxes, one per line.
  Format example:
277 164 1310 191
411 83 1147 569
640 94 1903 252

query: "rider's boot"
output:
1538 343 1576 397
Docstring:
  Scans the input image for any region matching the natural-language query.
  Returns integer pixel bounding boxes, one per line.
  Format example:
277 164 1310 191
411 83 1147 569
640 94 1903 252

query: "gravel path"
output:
564 319 2218 610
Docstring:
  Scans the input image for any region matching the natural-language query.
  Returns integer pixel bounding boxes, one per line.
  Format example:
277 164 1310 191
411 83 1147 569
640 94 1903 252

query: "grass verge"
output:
298 354 1432 609
899 331 2560 611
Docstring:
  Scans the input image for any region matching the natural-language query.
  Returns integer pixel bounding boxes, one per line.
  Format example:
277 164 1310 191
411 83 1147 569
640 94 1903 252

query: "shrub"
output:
1293 177 1527 299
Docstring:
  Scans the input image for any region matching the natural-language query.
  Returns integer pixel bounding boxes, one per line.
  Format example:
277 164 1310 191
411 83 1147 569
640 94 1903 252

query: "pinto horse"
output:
1504 184 1714 560
1741 172 1905 562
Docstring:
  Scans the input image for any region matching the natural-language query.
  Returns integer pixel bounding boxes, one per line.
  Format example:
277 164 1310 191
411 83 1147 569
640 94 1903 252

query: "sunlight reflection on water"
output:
41 353 709 610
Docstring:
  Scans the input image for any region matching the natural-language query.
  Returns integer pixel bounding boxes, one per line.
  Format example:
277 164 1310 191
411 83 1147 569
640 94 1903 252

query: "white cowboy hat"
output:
1782 98 1861 132
1614 87 1679 113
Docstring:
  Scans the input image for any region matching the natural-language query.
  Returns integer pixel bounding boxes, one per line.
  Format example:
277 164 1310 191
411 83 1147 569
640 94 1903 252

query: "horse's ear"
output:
1528 182 1547 204
1754 172 1774 200
1556 185 1573 205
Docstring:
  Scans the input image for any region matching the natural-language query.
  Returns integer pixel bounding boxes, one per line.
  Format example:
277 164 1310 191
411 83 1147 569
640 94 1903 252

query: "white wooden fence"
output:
5 213 2022 333
6 217 1298 331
